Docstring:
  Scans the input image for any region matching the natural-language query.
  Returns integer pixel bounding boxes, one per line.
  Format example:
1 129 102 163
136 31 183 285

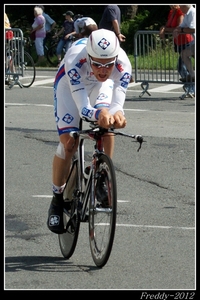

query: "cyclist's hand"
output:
113 111 127 128
97 108 115 129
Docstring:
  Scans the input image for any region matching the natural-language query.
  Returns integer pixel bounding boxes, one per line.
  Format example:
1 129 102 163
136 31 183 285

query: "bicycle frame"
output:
68 122 105 222
69 121 143 218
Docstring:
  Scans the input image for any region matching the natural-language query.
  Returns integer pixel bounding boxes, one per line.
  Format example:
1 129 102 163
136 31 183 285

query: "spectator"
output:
4 12 11 29
99 5 133 83
52 10 76 67
31 6 46 66
173 5 195 82
5 12 15 79
47 29 132 234
99 5 126 43
36 5 57 47
73 15 98 38
159 5 194 81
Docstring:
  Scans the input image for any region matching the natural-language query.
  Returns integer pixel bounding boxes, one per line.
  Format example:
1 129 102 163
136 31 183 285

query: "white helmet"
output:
86 28 120 59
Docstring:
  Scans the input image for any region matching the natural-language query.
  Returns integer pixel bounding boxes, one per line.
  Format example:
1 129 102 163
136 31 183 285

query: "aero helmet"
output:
86 29 120 59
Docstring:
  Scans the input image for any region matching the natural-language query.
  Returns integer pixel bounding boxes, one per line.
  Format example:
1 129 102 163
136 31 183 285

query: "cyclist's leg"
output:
47 78 80 234
52 135 78 189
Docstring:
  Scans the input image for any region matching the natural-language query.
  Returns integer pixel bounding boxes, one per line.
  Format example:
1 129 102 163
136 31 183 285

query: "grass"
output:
128 50 195 70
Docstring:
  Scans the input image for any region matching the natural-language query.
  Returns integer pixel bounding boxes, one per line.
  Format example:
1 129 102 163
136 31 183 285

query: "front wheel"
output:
19 51 36 88
89 154 117 268
58 156 80 259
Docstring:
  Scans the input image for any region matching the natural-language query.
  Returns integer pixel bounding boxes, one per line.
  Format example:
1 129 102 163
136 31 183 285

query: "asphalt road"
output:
4 70 196 292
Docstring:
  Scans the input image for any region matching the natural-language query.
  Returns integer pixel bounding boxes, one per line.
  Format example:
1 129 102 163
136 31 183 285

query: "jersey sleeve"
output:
109 48 132 115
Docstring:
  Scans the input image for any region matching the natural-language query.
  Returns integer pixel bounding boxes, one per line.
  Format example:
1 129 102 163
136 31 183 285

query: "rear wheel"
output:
89 154 117 268
58 156 80 259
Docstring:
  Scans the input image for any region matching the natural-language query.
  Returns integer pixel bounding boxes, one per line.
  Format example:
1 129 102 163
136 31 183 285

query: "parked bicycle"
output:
46 35 75 67
57 119 143 268
5 29 36 89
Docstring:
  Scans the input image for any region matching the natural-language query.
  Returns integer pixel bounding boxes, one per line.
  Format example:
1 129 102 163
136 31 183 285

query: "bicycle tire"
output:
47 43 65 67
19 51 36 88
58 156 80 259
89 153 117 268
46 43 58 67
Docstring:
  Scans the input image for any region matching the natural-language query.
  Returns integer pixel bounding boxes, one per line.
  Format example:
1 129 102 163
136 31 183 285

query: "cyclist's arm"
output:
109 49 132 115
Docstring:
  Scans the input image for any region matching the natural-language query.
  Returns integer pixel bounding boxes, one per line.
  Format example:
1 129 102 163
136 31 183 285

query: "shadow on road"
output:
5 256 98 272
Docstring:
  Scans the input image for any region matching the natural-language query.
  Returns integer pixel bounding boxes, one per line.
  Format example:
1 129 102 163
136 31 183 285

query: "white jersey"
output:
54 38 132 134
74 17 97 33
180 6 195 41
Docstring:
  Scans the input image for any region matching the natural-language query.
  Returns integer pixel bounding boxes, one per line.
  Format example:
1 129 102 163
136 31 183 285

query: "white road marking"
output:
32 78 55 86
28 77 187 93
32 195 194 230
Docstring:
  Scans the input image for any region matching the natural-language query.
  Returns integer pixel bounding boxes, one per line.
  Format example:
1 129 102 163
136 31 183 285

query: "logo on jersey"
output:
97 93 108 101
75 58 87 69
116 62 124 72
62 113 74 124
120 72 131 88
82 107 94 119
98 38 110 51
67 68 81 85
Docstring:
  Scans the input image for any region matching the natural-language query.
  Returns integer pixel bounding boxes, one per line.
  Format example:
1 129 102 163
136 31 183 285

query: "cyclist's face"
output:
90 56 116 82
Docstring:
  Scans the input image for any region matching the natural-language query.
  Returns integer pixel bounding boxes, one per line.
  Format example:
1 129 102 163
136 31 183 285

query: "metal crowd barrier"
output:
5 28 24 86
133 30 195 99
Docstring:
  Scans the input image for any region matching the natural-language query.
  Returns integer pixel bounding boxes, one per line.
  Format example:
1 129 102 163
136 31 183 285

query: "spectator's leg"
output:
181 44 195 79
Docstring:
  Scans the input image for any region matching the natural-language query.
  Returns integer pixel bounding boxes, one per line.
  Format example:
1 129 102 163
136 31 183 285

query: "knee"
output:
64 137 78 153
55 142 66 159
56 134 78 159
55 139 78 159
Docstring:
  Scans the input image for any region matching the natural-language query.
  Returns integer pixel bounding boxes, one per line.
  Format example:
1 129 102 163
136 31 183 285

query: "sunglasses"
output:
89 57 116 69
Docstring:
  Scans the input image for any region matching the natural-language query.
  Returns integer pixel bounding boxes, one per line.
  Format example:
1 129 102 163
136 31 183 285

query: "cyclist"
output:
47 29 132 234
73 15 98 38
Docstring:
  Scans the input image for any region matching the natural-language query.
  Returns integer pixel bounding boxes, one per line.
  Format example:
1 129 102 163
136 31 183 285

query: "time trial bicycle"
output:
58 119 144 268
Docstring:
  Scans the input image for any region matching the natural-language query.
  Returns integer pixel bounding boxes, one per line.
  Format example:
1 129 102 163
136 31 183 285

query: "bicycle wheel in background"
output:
47 43 65 67
46 43 58 67
58 156 80 259
89 154 117 268
19 51 36 88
